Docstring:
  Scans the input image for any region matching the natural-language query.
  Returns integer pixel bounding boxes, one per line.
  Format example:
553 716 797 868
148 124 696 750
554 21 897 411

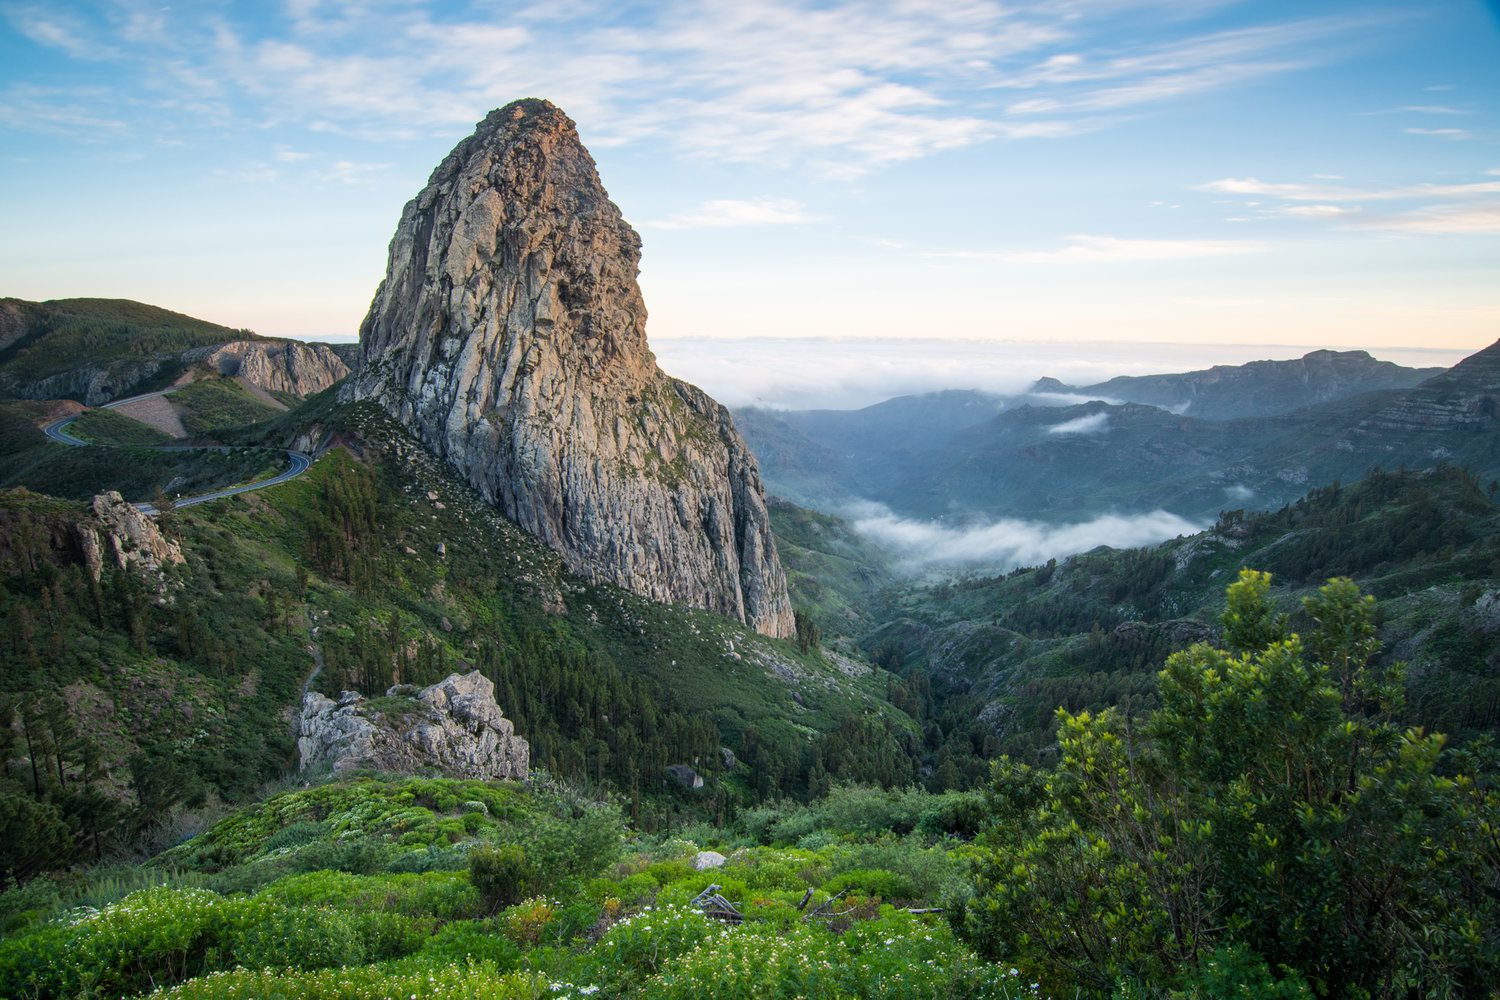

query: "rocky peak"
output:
297 671 530 780
345 99 794 638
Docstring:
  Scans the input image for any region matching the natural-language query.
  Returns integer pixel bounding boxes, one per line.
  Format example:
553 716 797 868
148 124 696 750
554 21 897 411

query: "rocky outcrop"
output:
1357 339 1500 433
78 491 185 585
187 340 350 399
344 98 794 638
10 358 173 407
297 671 529 780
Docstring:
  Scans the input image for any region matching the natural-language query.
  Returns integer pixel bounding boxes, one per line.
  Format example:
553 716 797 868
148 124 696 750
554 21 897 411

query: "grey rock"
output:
344 99 793 639
693 851 727 870
79 491 185 584
185 340 350 398
297 670 529 780
666 763 704 789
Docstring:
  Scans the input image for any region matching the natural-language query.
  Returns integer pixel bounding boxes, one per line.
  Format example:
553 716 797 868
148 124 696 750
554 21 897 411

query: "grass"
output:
173 378 283 436
68 407 173 446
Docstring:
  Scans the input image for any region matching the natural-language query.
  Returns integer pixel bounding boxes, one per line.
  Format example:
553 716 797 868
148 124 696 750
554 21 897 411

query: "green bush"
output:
415 918 523 969
0 886 226 998
223 897 366 970
594 902 716 984
152 964 548 999
471 844 531 912
822 867 917 901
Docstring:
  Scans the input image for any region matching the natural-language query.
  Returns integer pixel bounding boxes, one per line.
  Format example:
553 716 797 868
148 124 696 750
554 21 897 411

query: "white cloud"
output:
1404 127 1472 140
0 2 1389 176
930 234 1266 263
1030 391 1123 407
0 84 128 139
1198 176 1500 202
1225 484 1254 501
1279 204 1358 217
1354 204 1500 235
1046 411 1110 435
848 500 1201 571
316 160 391 185
648 198 815 230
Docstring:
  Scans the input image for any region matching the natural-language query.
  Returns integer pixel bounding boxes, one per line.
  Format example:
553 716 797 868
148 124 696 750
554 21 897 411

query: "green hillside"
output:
0 401 276 502
846 465 1500 762
0 396 917 881
0 298 257 392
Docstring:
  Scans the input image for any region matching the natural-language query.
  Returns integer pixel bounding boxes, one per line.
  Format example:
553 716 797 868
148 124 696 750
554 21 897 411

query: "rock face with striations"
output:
1357 339 1500 433
297 671 529 780
344 99 794 638
186 340 350 399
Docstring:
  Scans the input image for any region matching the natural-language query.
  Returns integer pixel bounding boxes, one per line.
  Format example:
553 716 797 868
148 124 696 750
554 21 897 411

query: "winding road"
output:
41 388 312 515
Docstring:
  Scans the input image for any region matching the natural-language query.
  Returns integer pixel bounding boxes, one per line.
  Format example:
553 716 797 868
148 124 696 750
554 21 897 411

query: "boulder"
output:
297 670 529 780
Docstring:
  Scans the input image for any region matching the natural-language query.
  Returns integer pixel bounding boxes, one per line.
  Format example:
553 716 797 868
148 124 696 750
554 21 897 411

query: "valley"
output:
1 95 1497 999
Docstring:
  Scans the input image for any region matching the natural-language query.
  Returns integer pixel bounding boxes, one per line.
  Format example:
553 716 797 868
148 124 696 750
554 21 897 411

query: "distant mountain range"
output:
737 345 1500 523
1036 348 1444 420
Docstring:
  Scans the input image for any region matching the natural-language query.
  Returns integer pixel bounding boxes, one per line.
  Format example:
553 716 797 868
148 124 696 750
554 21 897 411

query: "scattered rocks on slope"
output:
297 671 530 780
345 98 794 639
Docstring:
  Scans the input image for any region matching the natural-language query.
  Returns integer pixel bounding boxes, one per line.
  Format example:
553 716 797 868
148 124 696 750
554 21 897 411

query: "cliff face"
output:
345 99 794 638
187 341 350 398
1357 340 1500 433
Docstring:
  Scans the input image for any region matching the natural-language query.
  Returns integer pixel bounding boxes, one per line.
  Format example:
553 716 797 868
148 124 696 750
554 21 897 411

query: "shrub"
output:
223 897 366 970
0 886 226 998
471 844 531 912
501 896 555 947
152 964 548 999
415 918 523 969
822 868 917 902
593 903 716 983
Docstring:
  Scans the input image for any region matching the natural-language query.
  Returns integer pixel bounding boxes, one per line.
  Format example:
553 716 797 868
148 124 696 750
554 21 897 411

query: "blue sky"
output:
2 0 1498 398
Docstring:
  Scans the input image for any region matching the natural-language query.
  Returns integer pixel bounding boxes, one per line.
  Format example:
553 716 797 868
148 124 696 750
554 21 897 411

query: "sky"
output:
2 0 1499 408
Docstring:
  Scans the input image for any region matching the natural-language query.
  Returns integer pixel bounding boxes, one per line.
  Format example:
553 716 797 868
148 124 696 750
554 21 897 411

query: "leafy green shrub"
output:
594 903 716 983
822 867 917 901
260 820 329 853
471 844 531 912
223 897 366 970
1171 944 1312 999
152 964 548 999
414 918 523 969
352 909 431 961
645 923 844 999
501 896 556 947
0 876 62 935
260 869 480 920
0 885 226 998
